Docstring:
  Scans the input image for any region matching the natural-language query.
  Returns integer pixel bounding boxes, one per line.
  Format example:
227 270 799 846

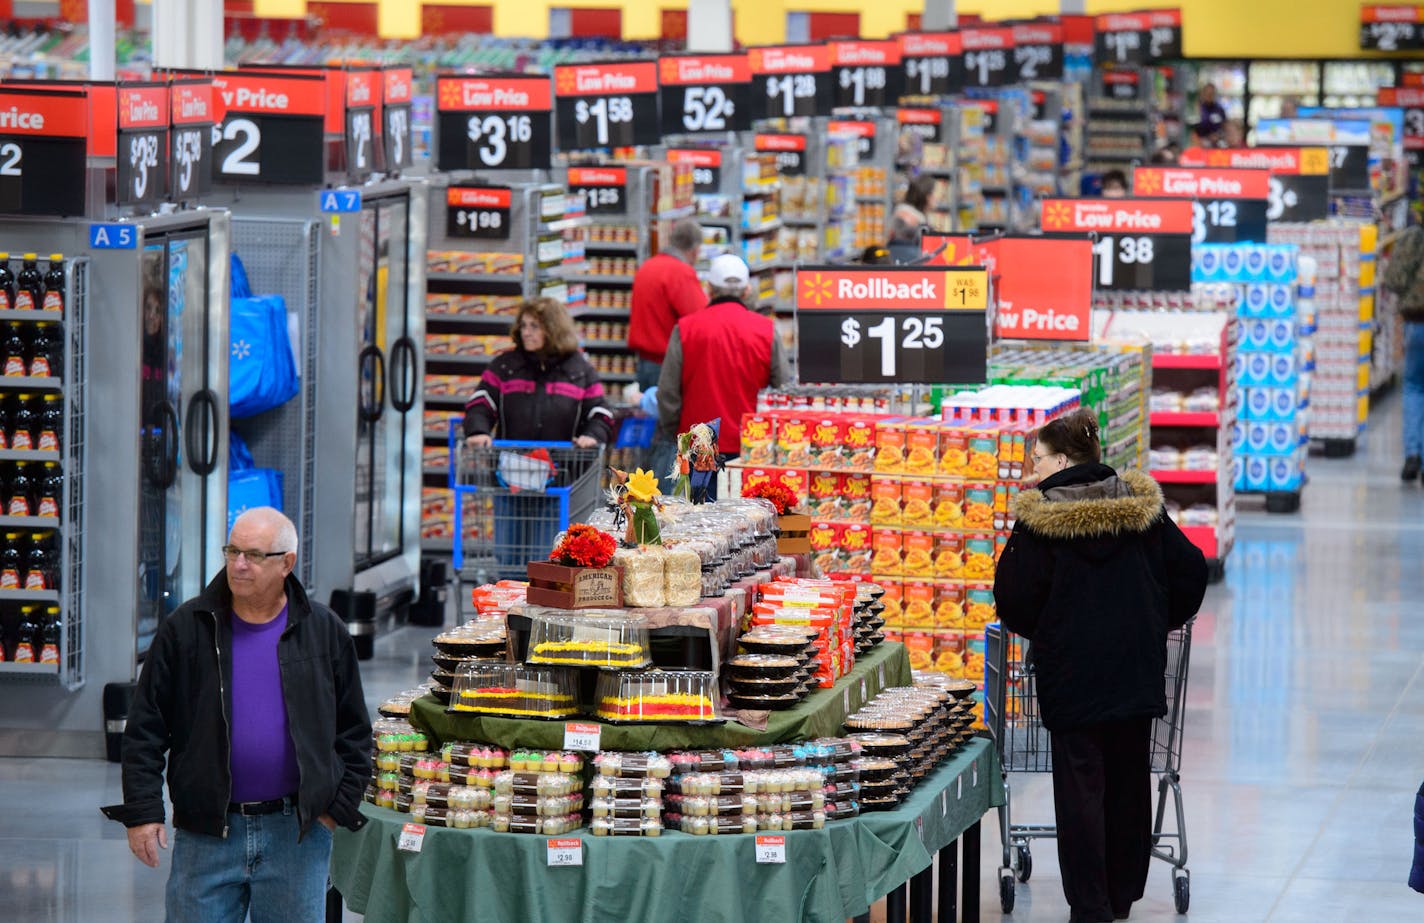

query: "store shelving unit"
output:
828 115 897 254
1086 67 1158 178
1023 83 1082 200
965 90 1033 232
896 101 983 233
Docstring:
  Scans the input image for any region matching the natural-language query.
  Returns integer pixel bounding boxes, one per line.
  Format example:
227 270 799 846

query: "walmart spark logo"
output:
1135 170 1161 194
437 81 464 110
1043 201 1072 231
232 340 251 361
555 68 578 95
799 272 833 306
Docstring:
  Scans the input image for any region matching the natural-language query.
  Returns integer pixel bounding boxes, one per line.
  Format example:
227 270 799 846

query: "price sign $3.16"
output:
467 114 534 168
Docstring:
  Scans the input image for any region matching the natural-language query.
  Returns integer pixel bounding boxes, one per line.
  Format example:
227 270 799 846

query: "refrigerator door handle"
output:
185 388 221 476
359 344 386 423
389 335 419 414
147 399 181 490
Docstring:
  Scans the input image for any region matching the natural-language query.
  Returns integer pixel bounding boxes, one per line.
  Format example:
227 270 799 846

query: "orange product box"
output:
774 468 810 504
775 415 814 467
838 523 873 576
843 417 878 471
902 531 937 580
870 477 902 527
934 480 965 529
903 420 941 476
995 530 1011 563
808 520 842 574
901 631 936 672
741 413 777 464
902 581 937 628
935 532 965 579
962 481 996 531
962 632 988 687
876 580 904 627
840 473 873 522
809 416 846 469
873 418 909 473
807 470 843 520
964 582 996 629
937 419 972 477
872 528 904 577
935 581 966 630
963 534 997 581
933 631 968 677
965 422 1001 479
900 479 936 527
740 467 776 494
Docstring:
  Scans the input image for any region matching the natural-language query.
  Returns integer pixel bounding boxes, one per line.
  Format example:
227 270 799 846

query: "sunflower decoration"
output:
610 467 664 546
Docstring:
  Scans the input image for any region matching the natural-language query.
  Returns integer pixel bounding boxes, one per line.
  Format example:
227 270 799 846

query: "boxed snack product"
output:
900 480 935 527
902 631 935 672
933 632 966 676
965 423 1001 479
809 520 842 575
841 473 873 522
962 482 996 531
934 481 964 529
935 582 966 630
901 532 936 579
870 478 901 527
809 417 845 469
937 420 971 477
839 524 873 575
843 417 877 470
871 529 903 577
876 581 904 626
874 418 908 473
903 421 940 476
807 470 842 520
962 535 996 581
964 584 996 629
934 532 965 579
902 582 936 629
775 415 813 467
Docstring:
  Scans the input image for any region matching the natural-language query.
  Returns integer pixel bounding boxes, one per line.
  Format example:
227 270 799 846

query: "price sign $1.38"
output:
1042 198 1192 292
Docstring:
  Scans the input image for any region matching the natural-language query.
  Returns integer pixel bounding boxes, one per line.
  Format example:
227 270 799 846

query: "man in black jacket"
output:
102 507 372 922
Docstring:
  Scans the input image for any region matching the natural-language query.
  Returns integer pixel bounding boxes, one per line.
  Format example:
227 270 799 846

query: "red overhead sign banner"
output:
748 44 832 74
828 40 902 66
117 84 169 130
658 53 751 84
1040 198 1194 234
447 186 512 209
0 88 88 138
566 166 627 186
170 80 215 125
755 133 807 152
436 75 552 112
554 61 659 96
899 32 963 56
214 72 327 119
1132 167 1271 199
383 67 413 104
1178 146 1331 175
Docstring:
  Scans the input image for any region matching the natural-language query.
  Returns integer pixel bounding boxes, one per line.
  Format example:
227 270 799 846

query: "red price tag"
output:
547 837 583 867
397 822 426 852
563 721 602 752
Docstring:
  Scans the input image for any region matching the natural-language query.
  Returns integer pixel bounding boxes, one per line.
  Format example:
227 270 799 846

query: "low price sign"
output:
1095 12 1149 65
829 40 902 109
898 32 962 98
961 27 1015 88
1012 22 1064 81
211 71 326 185
750 44 833 119
1378 87 1424 150
382 66 414 172
554 60 660 150
1132 166 1270 244
667 148 722 193
567 165 627 216
169 79 214 201
436 74 553 171
445 185 512 240
1361 5 1424 50
755 133 808 176
922 235 1092 341
1178 146 1330 222
117 83 169 208
658 53 750 135
1040 198 1193 292
795 265 989 385
0 87 89 216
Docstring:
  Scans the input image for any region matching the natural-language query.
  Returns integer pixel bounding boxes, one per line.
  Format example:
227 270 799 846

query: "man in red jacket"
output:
630 217 707 390
656 254 790 498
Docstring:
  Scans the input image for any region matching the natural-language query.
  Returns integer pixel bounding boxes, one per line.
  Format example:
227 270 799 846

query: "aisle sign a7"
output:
658 54 751 135
1041 198 1192 292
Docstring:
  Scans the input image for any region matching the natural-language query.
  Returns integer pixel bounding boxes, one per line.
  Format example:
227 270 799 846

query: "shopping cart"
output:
984 620 1194 914
448 422 606 591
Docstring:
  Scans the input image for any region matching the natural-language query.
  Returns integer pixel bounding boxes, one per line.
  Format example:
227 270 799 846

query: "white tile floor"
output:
2 393 1422 922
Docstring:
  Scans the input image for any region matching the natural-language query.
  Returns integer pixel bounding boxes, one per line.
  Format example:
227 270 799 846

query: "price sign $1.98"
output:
445 186 512 241
795 266 990 386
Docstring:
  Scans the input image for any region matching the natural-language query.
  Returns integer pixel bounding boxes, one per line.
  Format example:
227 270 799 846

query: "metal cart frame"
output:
984 620 1194 914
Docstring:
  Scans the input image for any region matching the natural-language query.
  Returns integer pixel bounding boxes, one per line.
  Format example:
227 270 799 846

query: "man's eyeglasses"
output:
222 545 288 566
1032 452 1060 464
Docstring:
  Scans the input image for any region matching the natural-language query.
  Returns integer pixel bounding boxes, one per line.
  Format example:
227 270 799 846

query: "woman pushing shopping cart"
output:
990 409 1208 922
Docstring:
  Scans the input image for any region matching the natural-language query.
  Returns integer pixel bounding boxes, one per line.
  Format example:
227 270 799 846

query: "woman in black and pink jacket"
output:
463 297 614 447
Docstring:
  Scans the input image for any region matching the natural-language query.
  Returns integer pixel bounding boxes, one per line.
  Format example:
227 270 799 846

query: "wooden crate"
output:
525 563 624 609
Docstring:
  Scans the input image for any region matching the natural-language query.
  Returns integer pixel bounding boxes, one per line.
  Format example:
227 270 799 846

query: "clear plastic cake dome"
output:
525 611 652 669
447 662 579 718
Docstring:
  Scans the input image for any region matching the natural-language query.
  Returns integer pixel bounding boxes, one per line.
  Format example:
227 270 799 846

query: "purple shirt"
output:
228 604 301 803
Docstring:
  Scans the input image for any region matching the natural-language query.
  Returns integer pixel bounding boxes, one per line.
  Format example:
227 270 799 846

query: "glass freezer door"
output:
136 232 221 656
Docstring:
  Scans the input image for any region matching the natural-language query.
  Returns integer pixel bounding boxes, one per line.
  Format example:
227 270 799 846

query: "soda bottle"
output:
0 532 20 589
37 464 59 518
14 254 41 311
8 463 33 516
10 395 33 450
3 325 25 376
0 253 14 311
28 323 53 378
39 607 60 664
37 395 59 453
12 606 36 662
24 533 49 589
42 255 63 313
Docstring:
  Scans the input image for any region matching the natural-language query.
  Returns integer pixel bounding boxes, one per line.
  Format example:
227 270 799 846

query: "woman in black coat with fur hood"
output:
995 409 1207 923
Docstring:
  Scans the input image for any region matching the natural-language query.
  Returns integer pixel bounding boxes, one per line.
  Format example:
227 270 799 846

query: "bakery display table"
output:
332 738 1003 923
410 641 912 752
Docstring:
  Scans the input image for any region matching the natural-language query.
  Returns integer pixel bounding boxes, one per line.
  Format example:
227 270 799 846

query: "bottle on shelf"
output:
3 325 26 377
10 395 34 451
0 253 14 311
24 532 50 589
14 254 41 311
42 255 63 313
39 606 59 664
0 532 18 588
36 466 58 518
37 396 59 453
8 462 33 516
28 324 55 378
12 605 36 661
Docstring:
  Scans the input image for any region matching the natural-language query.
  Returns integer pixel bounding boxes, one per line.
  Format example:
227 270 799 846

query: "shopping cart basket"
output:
448 422 606 586
984 620 1194 914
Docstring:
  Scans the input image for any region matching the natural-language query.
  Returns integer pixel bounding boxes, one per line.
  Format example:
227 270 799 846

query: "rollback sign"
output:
658 53 751 135
436 74 553 171
0 87 88 216
1132 166 1270 244
1178 146 1330 222
795 266 990 385
210 72 326 185
1040 198 1192 292
117 83 169 208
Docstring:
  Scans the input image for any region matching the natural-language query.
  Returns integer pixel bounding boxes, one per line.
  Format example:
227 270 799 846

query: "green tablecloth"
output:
332 738 1004 923
409 641 914 751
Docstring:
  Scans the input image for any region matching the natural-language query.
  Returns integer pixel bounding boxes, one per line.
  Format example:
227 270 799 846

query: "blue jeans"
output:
1405 321 1424 458
166 806 331 923
636 358 662 392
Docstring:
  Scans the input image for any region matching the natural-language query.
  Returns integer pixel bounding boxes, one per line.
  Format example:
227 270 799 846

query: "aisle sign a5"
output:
554 61 660 150
795 265 990 385
1040 198 1192 292
960 27 1015 89
667 148 722 194
1095 12 1149 66
829 40 902 109
0 87 89 216
1178 146 1330 222
169 80 214 201
1360 5 1424 51
658 53 751 135
1011 23 1064 82
210 72 326 185
898 32 963 98
436 74 553 171
382 67 414 172
567 166 628 216
755 133 808 176
445 185 513 240
344 69 379 181
1132 166 1270 244
750 45 833 120
117 83 169 208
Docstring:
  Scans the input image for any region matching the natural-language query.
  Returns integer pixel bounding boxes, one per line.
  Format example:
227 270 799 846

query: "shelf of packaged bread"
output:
1149 411 1219 428
1152 354 1223 370
1150 469 1220 485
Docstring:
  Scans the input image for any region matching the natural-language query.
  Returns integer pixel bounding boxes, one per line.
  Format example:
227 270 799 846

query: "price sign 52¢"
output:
658 54 751 135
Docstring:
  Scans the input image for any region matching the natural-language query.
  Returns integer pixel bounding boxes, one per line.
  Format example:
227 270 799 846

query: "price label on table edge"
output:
547 837 583 866
755 835 787 864
563 721 602 752
398 822 427 852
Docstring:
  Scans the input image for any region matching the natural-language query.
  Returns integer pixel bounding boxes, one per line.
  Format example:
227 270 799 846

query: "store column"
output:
89 0 115 80
688 0 734 52
922 0 956 30
152 0 222 69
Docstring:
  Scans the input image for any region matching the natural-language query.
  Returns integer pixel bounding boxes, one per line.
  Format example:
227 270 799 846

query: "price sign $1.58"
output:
575 97 634 146
840 316 944 378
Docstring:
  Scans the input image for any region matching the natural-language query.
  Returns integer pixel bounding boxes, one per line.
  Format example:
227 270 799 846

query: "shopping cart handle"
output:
485 439 592 450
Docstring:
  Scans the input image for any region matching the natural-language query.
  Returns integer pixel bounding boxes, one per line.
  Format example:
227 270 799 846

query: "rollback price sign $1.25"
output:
1040 198 1193 292
796 266 990 385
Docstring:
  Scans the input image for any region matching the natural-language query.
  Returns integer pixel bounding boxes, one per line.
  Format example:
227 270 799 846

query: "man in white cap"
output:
656 254 790 497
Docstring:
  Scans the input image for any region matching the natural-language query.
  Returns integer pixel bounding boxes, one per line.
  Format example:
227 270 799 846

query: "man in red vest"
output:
656 254 790 498
630 217 707 390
